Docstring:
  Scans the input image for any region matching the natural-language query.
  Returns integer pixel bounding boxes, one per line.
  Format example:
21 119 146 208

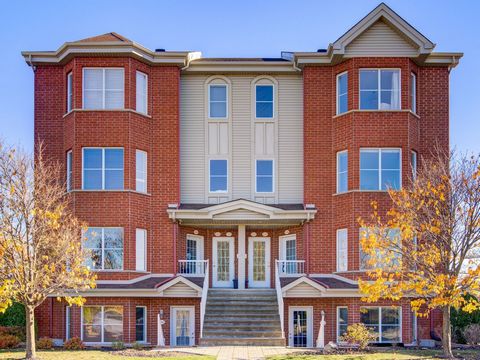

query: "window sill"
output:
63 108 152 119
69 189 152 196
333 109 419 119
333 190 393 196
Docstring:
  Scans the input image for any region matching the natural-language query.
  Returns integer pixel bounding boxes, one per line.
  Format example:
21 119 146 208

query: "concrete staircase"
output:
200 289 285 346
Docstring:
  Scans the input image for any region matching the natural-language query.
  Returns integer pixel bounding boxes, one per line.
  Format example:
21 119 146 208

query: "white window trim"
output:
136 150 148 193
255 83 275 119
336 150 348 193
135 228 147 272
336 71 348 115
84 227 124 271
209 159 228 193
208 83 228 119
67 72 73 112
65 306 71 341
82 67 125 110
336 306 348 343
336 228 348 272
360 306 402 343
82 147 124 190
186 234 204 260
66 150 72 192
288 306 313 347
136 306 147 343
255 159 275 194
359 148 402 191
80 305 124 344
410 72 416 114
136 71 148 114
279 234 297 260
170 306 195 346
359 68 401 111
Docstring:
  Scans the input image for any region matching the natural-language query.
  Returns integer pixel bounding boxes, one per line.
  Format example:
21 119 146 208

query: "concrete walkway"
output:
155 346 312 359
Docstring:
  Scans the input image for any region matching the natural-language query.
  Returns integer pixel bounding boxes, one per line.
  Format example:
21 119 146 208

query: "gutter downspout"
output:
304 205 310 275
292 57 302 73
173 222 178 274
26 54 37 72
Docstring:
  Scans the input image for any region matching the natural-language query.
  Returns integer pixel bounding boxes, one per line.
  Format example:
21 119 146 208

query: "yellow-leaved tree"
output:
0 142 96 360
359 149 480 359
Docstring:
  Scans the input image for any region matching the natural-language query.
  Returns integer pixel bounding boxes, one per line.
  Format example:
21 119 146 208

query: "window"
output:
136 71 148 114
82 306 123 343
209 159 227 192
66 306 72 341
410 73 416 113
187 238 198 260
337 72 348 114
360 69 400 110
83 68 124 109
84 227 123 270
337 307 348 341
136 306 147 342
360 149 401 191
209 84 227 118
67 72 73 112
256 84 274 118
66 150 72 192
360 227 401 270
136 150 147 193
135 229 146 272
256 160 274 193
411 150 417 181
337 151 348 193
336 229 348 272
360 307 401 343
83 148 124 190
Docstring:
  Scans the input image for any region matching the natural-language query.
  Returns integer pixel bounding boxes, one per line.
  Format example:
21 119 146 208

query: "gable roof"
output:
75 32 131 43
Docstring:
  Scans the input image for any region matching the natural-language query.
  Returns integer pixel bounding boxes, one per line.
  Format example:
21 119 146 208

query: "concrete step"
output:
200 336 286 346
203 318 280 325
203 323 280 331
203 329 283 337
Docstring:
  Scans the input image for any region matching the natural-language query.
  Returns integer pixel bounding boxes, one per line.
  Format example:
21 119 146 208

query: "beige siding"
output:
345 20 418 57
180 76 206 203
284 282 322 297
163 282 200 297
180 74 303 204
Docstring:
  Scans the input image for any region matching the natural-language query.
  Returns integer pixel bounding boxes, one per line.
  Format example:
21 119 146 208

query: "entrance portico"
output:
167 199 316 289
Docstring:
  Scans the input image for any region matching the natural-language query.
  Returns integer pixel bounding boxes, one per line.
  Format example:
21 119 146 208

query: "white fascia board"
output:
184 62 297 73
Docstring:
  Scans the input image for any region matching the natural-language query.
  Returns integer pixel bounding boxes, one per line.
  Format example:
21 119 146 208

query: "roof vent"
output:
155 48 166 52
317 49 327 53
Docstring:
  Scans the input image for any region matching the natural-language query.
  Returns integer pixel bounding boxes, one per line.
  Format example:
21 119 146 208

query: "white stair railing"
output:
200 260 209 338
178 260 208 276
274 260 285 339
276 260 306 276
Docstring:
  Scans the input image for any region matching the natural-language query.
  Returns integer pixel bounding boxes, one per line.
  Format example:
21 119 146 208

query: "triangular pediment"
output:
212 207 270 220
333 3 434 56
282 277 326 298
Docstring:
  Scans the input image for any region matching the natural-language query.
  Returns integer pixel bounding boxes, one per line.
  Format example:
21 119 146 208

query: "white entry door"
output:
171 306 195 346
288 306 313 347
248 237 271 288
212 237 235 288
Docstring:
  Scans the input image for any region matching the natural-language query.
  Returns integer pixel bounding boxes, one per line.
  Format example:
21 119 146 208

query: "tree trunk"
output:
25 305 37 360
441 306 454 359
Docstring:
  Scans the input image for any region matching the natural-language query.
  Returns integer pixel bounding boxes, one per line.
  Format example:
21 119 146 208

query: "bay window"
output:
136 71 148 114
136 150 147 193
360 69 400 110
360 148 401 191
359 227 401 270
83 68 124 109
336 150 348 193
82 148 124 190
67 72 73 112
337 72 348 114
84 227 123 270
360 307 401 343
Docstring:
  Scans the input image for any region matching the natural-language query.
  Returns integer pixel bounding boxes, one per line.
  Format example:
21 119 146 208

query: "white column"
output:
237 224 246 289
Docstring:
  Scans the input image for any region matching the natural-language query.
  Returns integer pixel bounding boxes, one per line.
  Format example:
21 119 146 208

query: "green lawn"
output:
0 349 215 360
267 348 480 360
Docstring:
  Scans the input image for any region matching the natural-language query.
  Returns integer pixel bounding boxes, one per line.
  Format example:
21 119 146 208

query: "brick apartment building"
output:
23 3 461 348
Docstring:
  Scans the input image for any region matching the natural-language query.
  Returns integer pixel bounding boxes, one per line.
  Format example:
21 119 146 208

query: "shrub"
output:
132 341 144 350
341 323 377 350
0 326 26 342
0 303 25 327
111 340 125 350
37 337 54 350
463 324 480 345
0 334 20 349
63 337 85 350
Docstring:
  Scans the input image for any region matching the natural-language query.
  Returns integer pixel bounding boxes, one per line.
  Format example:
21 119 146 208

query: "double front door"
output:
212 236 271 288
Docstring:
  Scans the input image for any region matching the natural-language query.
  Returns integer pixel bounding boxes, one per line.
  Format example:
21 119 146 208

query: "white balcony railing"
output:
178 260 208 276
276 260 306 277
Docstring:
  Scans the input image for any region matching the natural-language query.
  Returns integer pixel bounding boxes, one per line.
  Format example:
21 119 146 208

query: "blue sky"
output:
0 0 477 152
